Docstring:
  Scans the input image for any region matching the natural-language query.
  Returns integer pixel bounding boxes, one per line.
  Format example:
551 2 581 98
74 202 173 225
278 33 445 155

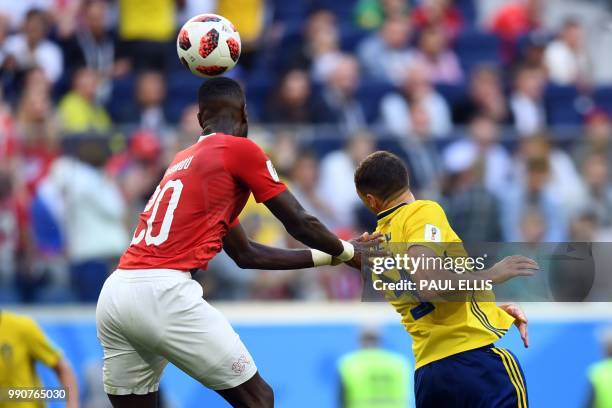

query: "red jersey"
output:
118 133 286 271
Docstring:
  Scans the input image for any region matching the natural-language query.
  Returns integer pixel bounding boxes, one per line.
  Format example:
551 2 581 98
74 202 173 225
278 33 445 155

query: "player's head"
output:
197 77 248 137
354 151 410 214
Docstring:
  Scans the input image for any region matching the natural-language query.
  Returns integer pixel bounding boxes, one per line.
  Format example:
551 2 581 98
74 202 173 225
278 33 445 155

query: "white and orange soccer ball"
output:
177 13 241 78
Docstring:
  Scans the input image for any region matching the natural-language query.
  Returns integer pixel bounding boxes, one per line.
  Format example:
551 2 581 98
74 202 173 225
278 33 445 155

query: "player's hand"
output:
333 232 384 269
486 255 539 284
500 303 529 348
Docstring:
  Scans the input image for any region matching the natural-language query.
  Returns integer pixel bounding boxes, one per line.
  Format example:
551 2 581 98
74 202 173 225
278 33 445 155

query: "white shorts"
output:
96 269 257 395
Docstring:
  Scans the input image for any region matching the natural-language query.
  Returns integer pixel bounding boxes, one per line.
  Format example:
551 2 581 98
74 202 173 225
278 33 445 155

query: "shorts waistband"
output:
113 268 192 280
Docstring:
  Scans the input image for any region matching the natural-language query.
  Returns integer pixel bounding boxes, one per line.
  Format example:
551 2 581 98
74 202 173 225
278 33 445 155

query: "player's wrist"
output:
310 249 333 267
336 240 355 262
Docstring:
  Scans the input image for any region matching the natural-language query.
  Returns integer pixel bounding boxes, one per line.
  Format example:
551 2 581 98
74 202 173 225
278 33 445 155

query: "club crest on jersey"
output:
266 160 280 182
424 224 441 242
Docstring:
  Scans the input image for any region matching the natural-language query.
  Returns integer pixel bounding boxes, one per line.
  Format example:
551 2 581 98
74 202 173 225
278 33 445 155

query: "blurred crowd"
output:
1 0 612 303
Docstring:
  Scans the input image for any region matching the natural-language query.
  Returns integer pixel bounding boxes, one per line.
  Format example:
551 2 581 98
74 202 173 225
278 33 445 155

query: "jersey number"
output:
131 180 184 246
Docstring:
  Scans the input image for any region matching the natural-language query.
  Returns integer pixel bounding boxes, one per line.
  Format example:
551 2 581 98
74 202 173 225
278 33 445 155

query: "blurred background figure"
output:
380 62 451 138
586 328 612 408
49 138 128 302
510 65 547 136
357 14 413 85
58 68 111 134
0 310 79 408
544 18 591 86
338 327 411 408
312 55 366 133
4 9 63 84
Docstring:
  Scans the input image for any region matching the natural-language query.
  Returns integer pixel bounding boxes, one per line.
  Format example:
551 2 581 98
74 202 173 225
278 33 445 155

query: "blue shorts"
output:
415 345 528 408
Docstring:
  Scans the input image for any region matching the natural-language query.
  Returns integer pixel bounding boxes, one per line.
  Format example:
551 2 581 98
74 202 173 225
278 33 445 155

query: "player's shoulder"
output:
401 200 447 221
1 312 38 332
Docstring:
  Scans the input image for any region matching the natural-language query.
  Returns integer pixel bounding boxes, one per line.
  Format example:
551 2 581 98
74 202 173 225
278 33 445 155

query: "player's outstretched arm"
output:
224 222 322 270
405 245 538 301
264 190 353 260
53 358 79 408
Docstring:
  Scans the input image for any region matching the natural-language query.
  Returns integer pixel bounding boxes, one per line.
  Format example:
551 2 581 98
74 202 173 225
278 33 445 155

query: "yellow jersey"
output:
0 312 62 408
374 200 515 369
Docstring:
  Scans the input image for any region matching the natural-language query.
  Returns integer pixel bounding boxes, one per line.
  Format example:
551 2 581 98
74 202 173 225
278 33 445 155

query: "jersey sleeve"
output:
403 202 448 256
22 317 62 368
223 138 287 203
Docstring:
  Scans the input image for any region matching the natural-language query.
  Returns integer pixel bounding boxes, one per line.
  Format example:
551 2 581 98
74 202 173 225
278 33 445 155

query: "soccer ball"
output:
177 13 241 78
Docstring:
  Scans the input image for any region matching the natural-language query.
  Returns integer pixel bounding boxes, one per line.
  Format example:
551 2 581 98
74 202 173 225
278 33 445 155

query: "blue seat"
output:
272 0 306 23
165 71 204 123
356 82 396 123
340 27 369 53
435 83 469 107
454 30 501 74
544 85 583 126
593 86 612 112
107 74 136 121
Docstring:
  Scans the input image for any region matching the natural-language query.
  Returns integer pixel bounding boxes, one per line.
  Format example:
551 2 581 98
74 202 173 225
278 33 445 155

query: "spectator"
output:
282 8 338 74
515 135 586 216
501 156 568 241
544 19 591 86
440 140 503 242
411 23 464 85
380 62 452 138
106 130 163 218
312 55 366 134
569 211 599 242
4 9 63 83
118 70 168 133
50 138 129 302
411 0 464 41
510 65 546 136
117 0 176 71
57 68 111 134
489 0 542 42
579 154 612 227
572 110 612 170
0 14 10 71
317 131 375 228
445 114 512 198
453 65 512 125
0 170 28 287
354 0 410 30
14 84 59 195
59 0 126 100
357 15 413 85
265 69 313 124
308 20 342 82
217 0 267 71
400 101 443 198
289 151 337 228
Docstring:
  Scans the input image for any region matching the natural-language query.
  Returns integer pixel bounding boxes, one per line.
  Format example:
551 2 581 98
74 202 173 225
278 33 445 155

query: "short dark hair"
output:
198 77 245 113
354 151 409 200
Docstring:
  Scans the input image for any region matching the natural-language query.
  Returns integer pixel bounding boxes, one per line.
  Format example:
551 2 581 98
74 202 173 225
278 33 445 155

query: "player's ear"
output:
197 110 203 128
366 193 379 212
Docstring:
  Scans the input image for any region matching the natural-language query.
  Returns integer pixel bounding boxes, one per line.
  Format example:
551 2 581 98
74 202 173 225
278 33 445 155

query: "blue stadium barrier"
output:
28 308 611 408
